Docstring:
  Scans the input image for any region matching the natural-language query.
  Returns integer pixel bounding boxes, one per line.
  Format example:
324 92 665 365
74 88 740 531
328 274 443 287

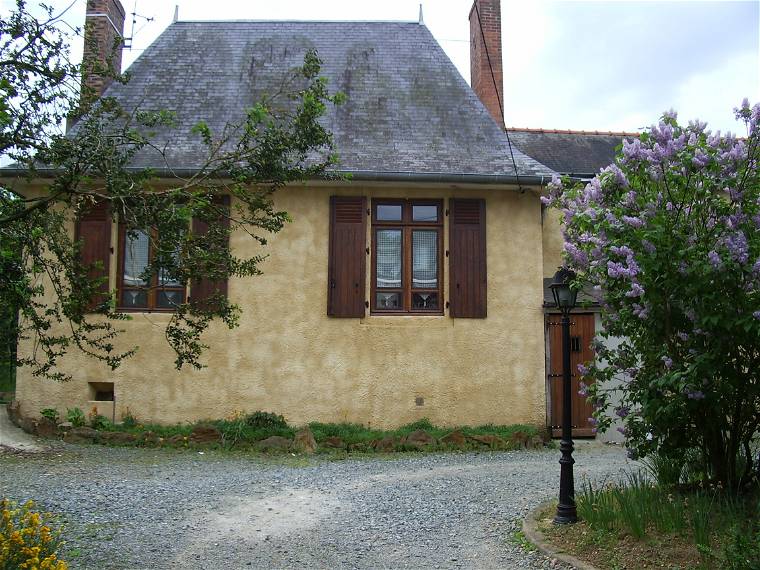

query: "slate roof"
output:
76 20 554 183
506 129 639 178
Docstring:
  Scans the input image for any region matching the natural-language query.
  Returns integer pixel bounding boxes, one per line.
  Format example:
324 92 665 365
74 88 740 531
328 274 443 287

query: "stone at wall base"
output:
293 427 317 454
256 436 292 452
64 426 99 444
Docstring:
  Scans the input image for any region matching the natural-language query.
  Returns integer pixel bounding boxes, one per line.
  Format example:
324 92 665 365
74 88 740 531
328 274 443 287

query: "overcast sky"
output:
3 0 759 134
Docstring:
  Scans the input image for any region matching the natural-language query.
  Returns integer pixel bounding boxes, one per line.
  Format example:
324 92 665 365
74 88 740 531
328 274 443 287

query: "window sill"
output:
360 314 452 329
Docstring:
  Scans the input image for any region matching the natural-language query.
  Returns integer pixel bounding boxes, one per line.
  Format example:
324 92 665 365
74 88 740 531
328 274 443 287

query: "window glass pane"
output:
412 230 437 288
123 230 149 286
413 292 439 310
157 289 185 308
159 250 182 287
122 289 147 308
412 204 438 222
377 204 402 221
376 292 402 309
377 229 402 288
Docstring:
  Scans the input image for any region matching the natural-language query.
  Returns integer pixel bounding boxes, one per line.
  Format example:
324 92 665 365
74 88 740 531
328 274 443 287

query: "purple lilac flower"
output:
615 406 630 419
677 331 689 341
577 364 590 376
617 426 628 437
753 311 760 320
642 240 656 254
578 382 588 397
687 390 705 400
632 303 649 319
588 417 598 427
708 250 722 269
621 215 644 228
661 356 673 369
626 283 645 298
724 231 749 264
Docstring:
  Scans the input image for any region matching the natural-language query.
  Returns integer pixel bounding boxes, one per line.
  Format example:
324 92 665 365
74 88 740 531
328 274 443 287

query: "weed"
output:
66 407 85 428
40 407 60 423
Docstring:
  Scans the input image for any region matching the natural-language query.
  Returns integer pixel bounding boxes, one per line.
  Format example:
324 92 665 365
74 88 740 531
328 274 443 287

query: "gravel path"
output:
0 442 634 569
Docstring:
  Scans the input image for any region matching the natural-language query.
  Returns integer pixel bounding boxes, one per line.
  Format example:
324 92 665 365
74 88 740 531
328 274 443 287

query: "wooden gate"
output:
547 313 596 438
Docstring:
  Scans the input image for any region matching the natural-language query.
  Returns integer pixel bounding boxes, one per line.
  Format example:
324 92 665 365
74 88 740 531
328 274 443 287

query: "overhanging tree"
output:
545 101 760 491
0 1 344 379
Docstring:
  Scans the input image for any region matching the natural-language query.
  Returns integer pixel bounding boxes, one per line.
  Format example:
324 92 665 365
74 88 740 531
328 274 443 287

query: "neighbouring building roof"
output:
76 20 554 183
506 128 639 178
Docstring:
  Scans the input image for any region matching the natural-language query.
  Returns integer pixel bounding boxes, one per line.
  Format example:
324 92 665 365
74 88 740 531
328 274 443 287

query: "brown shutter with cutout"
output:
76 201 111 311
449 198 487 318
328 196 366 317
190 195 230 310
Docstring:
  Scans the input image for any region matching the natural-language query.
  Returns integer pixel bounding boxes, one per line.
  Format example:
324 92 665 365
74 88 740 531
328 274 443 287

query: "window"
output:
118 227 186 310
371 199 443 314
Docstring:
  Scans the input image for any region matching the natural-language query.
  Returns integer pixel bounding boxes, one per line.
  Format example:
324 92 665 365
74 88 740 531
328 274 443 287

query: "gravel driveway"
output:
0 442 634 569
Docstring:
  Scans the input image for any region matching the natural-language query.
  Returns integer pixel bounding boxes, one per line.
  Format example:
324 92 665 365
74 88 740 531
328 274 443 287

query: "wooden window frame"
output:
117 225 187 313
371 199 443 315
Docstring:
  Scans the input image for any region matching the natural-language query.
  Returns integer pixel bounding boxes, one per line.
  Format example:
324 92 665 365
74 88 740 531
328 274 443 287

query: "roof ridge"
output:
506 127 641 137
172 19 420 25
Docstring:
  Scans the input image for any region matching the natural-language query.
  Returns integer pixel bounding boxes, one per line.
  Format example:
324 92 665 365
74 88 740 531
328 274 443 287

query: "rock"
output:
256 436 292 452
440 430 466 448
64 426 99 444
468 434 507 449
6 401 20 425
404 429 435 448
508 430 530 449
189 424 222 445
165 434 186 446
35 418 58 438
142 431 160 445
18 417 37 435
527 435 545 449
293 427 317 454
321 436 345 449
100 431 137 445
371 436 397 452
58 421 73 432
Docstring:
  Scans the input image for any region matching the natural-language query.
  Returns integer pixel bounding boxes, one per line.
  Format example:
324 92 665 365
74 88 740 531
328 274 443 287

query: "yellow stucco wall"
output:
15 184 548 429
542 206 565 278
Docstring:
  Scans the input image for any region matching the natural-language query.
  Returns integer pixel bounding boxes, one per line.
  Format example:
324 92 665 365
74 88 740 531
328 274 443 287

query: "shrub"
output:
88 415 110 431
546 102 760 490
244 411 288 430
65 408 85 428
0 498 67 570
39 408 59 424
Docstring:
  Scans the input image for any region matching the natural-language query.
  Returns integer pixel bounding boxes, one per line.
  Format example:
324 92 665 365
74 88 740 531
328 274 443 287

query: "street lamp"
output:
550 267 579 524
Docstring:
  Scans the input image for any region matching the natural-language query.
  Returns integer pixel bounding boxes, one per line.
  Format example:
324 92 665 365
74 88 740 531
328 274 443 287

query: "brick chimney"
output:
81 0 126 100
469 0 504 126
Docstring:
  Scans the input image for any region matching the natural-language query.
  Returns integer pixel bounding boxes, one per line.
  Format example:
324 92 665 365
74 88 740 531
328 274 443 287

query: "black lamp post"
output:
550 267 579 524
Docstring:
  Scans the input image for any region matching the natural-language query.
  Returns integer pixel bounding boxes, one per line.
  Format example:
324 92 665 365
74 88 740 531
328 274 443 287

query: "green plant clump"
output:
39 408 60 423
66 407 85 428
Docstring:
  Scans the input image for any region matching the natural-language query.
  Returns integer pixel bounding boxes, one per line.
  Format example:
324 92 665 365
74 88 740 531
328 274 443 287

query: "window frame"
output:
117 225 187 312
370 199 444 315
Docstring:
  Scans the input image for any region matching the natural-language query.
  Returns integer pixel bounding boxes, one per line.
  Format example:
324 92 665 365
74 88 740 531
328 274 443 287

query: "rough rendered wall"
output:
542 206 565 278
15 185 547 429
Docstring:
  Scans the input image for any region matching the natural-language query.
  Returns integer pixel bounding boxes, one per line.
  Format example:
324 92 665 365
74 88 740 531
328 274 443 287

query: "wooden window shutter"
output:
76 201 111 311
328 196 366 317
449 198 487 318
190 195 230 310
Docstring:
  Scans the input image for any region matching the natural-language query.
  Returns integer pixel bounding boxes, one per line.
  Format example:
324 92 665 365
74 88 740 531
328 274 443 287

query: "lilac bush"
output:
545 101 760 490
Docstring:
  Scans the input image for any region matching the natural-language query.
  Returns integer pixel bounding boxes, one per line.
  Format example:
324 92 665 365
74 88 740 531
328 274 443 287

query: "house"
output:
11 0 577 431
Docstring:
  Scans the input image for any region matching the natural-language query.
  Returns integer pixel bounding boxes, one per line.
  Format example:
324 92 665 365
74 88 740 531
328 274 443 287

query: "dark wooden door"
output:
547 313 596 437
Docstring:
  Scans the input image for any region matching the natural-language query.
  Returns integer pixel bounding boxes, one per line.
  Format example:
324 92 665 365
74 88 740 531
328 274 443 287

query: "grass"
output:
66 409 544 454
541 470 760 570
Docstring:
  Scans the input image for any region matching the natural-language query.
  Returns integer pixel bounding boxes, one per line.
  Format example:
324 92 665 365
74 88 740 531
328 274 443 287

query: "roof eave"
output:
1 167 553 187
